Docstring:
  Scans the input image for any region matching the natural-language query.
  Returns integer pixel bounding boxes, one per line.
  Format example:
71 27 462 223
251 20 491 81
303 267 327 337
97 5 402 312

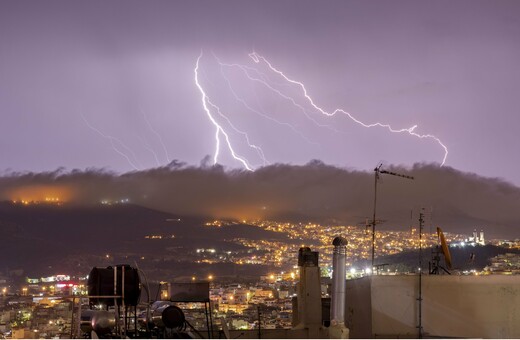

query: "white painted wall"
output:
346 275 520 338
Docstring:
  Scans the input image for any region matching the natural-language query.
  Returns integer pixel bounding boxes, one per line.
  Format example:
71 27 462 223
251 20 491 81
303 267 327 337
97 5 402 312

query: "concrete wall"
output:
344 276 372 338
346 275 520 338
369 275 419 338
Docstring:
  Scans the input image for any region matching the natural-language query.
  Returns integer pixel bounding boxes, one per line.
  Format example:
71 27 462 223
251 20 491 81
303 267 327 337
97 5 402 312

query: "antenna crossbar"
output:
371 164 414 271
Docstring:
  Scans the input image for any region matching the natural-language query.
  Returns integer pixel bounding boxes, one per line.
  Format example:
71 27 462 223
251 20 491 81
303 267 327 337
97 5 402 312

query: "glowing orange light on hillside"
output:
8 185 72 203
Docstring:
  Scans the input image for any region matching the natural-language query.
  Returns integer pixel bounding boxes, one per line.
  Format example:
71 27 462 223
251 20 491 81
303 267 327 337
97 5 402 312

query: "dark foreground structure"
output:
79 238 520 339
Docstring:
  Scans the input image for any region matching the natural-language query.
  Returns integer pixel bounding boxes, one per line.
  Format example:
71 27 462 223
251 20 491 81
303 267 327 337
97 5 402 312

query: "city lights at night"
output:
1 0 520 338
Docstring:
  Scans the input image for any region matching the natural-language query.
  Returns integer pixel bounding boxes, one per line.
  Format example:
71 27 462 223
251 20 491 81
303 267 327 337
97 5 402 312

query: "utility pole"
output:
371 164 414 271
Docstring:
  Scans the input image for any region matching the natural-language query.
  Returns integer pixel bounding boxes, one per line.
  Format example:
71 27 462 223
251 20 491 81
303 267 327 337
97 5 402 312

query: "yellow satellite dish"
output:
437 227 452 269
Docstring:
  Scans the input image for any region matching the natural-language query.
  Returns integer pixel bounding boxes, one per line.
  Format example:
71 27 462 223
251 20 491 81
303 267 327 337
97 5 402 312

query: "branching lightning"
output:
210 100 269 167
82 108 174 171
195 51 449 171
216 58 339 133
138 135 161 167
194 52 254 171
81 114 142 171
213 53 319 146
248 52 449 166
77 47 450 173
141 108 171 164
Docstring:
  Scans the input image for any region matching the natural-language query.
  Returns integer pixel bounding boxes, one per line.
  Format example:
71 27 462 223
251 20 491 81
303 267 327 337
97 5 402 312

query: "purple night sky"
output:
1 1 519 185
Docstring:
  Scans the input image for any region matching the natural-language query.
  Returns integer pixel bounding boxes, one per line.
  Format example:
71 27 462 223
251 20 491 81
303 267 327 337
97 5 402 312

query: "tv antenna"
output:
430 227 452 275
358 218 386 235
371 163 414 271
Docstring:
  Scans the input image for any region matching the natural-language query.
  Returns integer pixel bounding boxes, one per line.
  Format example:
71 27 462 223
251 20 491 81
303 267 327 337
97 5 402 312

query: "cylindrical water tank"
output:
80 310 116 335
80 310 96 333
88 265 141 306
91 310 116 335
152 304 185 329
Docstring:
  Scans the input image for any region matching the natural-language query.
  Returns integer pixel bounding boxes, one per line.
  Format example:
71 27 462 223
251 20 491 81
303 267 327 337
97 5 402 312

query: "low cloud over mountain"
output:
1 161 519 238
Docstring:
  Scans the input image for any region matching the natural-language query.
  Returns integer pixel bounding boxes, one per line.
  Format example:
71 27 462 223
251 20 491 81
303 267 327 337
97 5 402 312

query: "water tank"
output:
152 305 185 329
80 310 96 333
88 265 141 306
92 310 116 335
80 310 116 335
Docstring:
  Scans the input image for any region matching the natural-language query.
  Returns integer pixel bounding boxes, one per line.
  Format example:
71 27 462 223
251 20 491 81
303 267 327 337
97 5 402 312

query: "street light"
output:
371 164 414 271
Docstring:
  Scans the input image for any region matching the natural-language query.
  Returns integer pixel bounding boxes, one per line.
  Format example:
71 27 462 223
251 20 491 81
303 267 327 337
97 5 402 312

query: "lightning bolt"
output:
138 135 161 167
249 52 449 166
195 51 449 171
81 114 142 171
141 108 171 164
216 58 340 133
213 53 319 146
194 52 254 171
210 101 269 167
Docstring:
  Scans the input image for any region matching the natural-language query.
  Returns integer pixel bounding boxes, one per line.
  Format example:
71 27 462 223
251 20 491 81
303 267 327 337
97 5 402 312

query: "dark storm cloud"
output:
1 162 519 238
1 0 520 185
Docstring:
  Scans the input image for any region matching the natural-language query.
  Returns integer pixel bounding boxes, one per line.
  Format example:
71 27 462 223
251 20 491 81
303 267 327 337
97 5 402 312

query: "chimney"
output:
329 237 350 339
293 247 322 337
331 237 347 323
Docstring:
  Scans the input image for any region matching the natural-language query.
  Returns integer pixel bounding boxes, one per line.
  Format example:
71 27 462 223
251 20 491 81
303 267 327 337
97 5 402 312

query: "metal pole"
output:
205 301 211 339
70 296 75 338
418 210 424 338
113 266 120 337
372 166 379 271
134 306 138 338
76 297 82 339
371 164 414 272
122 266 126 338
209 300 214 339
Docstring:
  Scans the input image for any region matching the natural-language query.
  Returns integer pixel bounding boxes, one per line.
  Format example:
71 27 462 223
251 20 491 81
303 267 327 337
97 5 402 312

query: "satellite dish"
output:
437 227 452 269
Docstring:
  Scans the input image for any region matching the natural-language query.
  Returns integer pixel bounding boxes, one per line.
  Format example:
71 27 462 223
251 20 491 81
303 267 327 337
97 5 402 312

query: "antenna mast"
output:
371 164 414 271
417 209 425 338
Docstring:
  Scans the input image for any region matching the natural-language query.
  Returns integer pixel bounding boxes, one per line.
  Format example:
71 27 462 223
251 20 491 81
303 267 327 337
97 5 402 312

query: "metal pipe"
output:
331 236 348 324
113 266 122 337
122 265 126 338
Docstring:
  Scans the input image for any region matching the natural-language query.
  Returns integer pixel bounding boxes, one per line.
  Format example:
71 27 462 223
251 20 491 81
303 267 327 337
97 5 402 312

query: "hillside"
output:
0 202 288 278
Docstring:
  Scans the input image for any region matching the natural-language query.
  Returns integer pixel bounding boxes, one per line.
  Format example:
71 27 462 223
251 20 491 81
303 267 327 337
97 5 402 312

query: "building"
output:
466 229 485 246
345 275 520 338
485 252 520 274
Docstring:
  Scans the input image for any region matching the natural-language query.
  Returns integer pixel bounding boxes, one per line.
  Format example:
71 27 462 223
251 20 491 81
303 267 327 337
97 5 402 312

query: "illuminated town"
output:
1 190 520 337
2 212 520 338
186 219 466 271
